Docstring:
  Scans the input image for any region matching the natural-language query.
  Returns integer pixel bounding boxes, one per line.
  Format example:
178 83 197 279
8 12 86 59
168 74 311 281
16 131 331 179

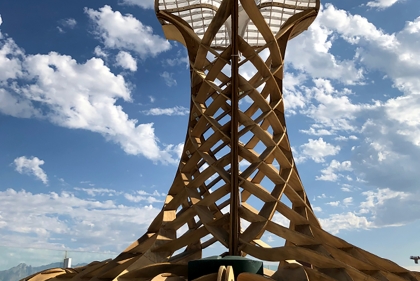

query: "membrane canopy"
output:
156 0 318 47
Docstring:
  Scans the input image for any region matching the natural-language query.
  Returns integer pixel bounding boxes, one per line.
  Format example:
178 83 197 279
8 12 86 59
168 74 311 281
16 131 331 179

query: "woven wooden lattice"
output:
23 0 420 280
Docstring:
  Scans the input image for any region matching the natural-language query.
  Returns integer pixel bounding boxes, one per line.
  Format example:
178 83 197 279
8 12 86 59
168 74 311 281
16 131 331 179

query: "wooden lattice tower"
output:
23 0 420 280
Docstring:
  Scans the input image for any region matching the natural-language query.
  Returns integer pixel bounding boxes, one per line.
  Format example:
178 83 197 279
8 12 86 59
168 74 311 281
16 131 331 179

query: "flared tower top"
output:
155 0 319 48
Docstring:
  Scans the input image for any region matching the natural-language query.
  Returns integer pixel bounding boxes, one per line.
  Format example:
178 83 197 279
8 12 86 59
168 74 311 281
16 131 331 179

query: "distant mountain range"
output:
0 262 85 281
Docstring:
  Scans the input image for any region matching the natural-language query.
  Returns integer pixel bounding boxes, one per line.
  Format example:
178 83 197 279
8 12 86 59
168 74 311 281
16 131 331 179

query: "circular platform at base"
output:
188 256 264 281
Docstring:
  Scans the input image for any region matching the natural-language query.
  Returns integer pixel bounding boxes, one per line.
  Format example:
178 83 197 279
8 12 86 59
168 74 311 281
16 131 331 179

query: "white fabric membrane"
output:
157 0 317 47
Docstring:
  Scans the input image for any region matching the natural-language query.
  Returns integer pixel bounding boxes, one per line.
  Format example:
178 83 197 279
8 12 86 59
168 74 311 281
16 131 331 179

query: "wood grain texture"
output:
22 0 420 280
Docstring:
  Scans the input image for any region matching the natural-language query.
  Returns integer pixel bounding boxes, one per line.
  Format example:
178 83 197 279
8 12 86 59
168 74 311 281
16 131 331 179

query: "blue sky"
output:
0 0 420 271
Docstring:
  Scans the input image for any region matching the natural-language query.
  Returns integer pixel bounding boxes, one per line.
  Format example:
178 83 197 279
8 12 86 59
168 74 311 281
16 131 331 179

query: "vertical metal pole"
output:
229 0 240 256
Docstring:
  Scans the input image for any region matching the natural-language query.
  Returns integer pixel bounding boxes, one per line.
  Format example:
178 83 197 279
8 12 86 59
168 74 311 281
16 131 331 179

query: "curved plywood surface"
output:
22 0 420 280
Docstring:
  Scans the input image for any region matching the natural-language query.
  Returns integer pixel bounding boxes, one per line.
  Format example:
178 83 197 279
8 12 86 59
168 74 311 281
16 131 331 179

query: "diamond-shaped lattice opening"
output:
214 144 230 160
240 217 251 233
239 130 254 146
246 167 260 181
272 212 290 229
205 96 214 108
218 112 231 126
239 158 251 174
264 122 274 136
253 139 267 156
214 77 223 86
271 157 280 171
251 107 264 122
260 230 286 248
221 63 231 77
257 82 266 94
215 193 230 214
203 126 215 140
172 245 187 258
280 193 293 208
199 162 209 173
239 60 258 81
176 223 189 238
243 193 264 213
205 177 226 193
210 139 225 155
200 233 214 245
213 107 225 120
239 95 253 112
259 175 275 195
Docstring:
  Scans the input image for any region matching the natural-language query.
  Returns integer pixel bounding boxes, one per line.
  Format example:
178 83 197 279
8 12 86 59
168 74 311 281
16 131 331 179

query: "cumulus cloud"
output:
286 10 364 84
13 156 48 185
74 187 122 197
119 0 154 9
0 28 23 81
142 106 189 116
94 46 108 58
160 71 177 87
320 4 420 96
366 0 400 9
0 21 180 165
316 160 352 181
302 79 377 133
299 138 340 163
360 188 420 226
115 51 137 71
85 5 171 59
319 212 372 234
0 188 160 254
57 18 77 33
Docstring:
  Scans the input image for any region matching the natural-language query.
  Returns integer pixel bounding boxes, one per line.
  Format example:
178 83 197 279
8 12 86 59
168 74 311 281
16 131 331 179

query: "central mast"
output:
229 0 240 256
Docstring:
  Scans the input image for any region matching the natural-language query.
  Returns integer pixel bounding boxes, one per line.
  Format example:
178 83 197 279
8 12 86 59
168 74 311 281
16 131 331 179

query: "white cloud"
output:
302 79 376 133
124 194 162 204
366 0 400 9
142 106 189 116
18 52 178 164
119 0 154 9
283 72 308 115
300 127 333 136
165 55 190 68
272 213 290 227
286 11 364 84
320 5 420 97
313 206 322 212
351 119 420 192
13 156 48 185
0 30 23 81
115 51 137 71
316 160 352 181
0 89 40 118
160 71 177 87
94 46 108 58
0 21 180 165
357 188 420 227
343 197 353 206
63 18 77 28
74 187 121 197
319 188 420 234
0 188 160 253
57 18 77 33
319 212 371 234
299 138 340 163
326 201 340 207
85 5 171 59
